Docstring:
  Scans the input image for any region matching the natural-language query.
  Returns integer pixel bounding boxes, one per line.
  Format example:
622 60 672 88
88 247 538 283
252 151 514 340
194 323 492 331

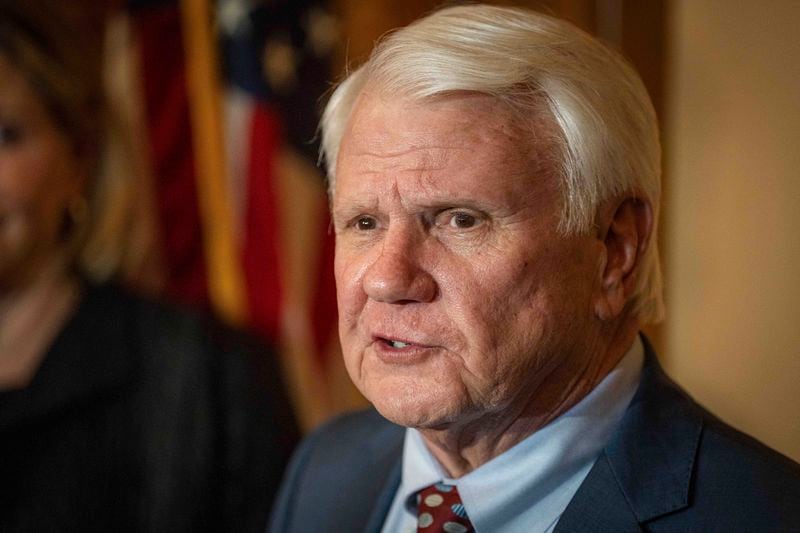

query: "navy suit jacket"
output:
270 342 800 532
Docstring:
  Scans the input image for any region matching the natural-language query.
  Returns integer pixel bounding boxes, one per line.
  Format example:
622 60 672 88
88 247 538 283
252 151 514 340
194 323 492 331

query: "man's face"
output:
332 91 603 430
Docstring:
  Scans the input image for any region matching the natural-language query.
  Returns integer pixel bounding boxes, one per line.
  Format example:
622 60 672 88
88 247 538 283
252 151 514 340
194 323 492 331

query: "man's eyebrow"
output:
331 201 378 222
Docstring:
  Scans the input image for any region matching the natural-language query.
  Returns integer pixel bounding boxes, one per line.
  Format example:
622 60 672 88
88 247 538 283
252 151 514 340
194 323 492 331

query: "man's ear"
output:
594 197 653 321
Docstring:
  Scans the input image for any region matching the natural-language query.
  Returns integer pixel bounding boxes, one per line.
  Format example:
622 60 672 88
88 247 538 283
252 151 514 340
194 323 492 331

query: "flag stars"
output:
218 0 252 38
305 6 339 57
263 37 298 93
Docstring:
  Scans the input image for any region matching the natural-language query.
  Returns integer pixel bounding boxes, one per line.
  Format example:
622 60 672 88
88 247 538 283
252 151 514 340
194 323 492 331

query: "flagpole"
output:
179 0 247 324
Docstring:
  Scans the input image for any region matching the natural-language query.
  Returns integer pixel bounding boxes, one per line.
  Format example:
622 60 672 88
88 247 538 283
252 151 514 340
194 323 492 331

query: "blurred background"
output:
54 0 800 460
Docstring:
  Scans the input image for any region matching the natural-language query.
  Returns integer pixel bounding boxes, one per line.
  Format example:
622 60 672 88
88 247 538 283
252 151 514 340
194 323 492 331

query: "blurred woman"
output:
0 2 297 531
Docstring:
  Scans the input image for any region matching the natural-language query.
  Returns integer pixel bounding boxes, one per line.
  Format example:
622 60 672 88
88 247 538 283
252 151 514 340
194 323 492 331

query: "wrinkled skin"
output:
331 89 648 475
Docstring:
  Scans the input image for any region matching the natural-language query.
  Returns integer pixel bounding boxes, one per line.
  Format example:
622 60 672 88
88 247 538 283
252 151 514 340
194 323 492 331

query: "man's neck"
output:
418 322 640 478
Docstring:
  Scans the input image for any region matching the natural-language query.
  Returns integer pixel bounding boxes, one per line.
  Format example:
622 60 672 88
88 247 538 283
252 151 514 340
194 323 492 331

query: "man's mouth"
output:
371 333 438 363
384 339 413 349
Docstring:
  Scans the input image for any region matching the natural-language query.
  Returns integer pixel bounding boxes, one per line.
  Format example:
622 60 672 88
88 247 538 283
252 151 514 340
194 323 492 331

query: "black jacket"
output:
0 284 298 532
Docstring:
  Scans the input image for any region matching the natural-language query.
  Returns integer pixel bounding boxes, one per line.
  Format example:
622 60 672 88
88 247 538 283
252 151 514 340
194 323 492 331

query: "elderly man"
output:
270 5 800 532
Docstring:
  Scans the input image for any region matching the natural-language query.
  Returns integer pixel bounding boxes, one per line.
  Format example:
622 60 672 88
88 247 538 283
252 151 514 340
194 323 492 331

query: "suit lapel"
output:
554 454 641 533
330 419 403 533
363 459 402 533
557 338 702 531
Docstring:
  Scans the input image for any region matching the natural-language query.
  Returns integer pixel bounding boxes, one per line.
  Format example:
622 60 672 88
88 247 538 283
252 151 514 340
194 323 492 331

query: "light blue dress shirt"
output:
380 336 644 533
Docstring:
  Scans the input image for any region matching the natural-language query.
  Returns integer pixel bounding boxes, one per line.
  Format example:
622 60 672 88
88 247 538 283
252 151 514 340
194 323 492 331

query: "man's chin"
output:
370 395 461 430
357 370 469 427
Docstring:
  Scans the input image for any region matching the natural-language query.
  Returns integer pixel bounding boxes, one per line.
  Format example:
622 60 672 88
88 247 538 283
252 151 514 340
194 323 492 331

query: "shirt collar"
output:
397 336 644 532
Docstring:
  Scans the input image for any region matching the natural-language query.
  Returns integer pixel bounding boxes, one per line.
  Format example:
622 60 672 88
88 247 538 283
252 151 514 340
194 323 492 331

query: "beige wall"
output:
664 0 800 461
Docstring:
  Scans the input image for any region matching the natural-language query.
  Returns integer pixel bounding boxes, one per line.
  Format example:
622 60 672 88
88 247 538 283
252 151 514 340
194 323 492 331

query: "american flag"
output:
120 0 346 427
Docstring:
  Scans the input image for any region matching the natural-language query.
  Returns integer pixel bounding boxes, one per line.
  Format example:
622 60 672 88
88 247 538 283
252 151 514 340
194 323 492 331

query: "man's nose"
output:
362 226 437 304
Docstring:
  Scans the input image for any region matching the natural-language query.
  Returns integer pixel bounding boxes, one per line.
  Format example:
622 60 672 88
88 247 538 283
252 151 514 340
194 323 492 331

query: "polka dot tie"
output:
416 483 475 533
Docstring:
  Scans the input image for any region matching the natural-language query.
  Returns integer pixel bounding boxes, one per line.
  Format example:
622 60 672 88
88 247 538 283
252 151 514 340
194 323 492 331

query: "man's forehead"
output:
346 94 531 165
349 89 520 134
336 90 559 189
345 86 560 154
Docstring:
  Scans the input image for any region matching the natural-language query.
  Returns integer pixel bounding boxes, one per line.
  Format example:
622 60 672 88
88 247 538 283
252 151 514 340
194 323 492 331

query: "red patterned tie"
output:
416 483 475 533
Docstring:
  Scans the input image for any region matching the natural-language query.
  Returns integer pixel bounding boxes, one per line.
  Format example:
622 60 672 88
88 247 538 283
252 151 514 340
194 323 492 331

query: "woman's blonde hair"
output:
0 1 147 285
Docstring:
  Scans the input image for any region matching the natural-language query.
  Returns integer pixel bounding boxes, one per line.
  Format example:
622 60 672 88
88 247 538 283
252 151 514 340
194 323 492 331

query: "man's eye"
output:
450 212 477 229
356 216 377 230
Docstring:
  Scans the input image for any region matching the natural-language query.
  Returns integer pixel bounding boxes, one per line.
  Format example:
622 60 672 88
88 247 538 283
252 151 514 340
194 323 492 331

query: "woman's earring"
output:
63 195 89 243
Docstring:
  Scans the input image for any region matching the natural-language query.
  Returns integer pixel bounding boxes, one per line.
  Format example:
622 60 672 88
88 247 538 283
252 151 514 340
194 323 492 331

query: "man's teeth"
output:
390 340 410 348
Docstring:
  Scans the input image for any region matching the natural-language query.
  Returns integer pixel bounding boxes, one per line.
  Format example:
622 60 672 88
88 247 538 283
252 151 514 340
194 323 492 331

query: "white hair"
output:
320 4 664 324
